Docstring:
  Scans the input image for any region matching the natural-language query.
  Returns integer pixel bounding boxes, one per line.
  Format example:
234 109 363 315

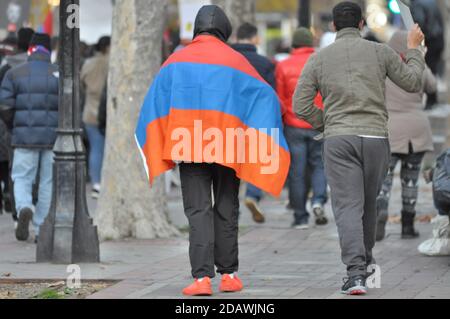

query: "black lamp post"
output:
298 0 311 28
37 0 100 264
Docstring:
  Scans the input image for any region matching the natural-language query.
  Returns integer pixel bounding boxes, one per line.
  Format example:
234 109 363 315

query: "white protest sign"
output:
179 0 211 40
398 0 415 30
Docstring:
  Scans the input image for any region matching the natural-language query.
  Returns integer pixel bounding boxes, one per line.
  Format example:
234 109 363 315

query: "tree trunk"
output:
95 0 178 240
441 0 450 104
212 0 256 39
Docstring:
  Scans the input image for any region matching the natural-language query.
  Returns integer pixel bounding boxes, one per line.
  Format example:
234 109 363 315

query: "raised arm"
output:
385 24 425 93
293 54 324 132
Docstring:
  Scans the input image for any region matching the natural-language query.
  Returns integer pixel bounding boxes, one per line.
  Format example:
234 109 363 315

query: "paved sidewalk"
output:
0 178 449 299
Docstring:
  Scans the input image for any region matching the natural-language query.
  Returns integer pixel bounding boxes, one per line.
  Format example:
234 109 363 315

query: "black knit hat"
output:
193 5 232 42
29 33 51 52
17 28 35 52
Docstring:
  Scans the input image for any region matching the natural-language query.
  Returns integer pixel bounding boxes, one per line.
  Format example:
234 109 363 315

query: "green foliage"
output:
256 0 297 12
33 289 64 300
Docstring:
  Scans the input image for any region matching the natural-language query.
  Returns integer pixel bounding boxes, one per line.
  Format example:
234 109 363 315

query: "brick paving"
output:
0 177 449 299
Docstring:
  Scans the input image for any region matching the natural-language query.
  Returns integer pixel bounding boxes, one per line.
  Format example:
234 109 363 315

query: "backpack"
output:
433 149 450 205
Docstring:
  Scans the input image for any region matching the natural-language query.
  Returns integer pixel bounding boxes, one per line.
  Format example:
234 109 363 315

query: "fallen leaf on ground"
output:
0 291 16 299
47 281 65 288
417 214 435 224
388 216 401 224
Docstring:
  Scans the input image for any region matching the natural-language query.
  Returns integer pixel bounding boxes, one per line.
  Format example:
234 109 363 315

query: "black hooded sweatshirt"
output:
193 5 232 43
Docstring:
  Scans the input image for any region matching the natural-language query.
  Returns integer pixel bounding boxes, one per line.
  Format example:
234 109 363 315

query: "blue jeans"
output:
11 149 53 235
85 125 105 185
246 184 263 202
284 126 327 224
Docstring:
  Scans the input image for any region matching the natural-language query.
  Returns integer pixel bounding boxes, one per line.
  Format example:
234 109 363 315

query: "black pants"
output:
0 161 10 212
425 40 444 109
180 163 240 279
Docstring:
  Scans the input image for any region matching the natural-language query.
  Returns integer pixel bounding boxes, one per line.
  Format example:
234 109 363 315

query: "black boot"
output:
3 194 12 214
401 211 419 239
376 211 388 242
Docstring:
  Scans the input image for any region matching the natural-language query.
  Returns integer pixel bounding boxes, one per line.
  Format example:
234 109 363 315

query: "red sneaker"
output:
182 277 213 296
219 274 243 293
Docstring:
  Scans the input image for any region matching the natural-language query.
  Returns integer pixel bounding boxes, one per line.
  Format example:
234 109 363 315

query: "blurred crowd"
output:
0 27 110 243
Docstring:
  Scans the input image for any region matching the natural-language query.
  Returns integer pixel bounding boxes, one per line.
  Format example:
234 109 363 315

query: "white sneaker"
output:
292 222 309 230
418 215 450 256
91 184 101 199
312 204 328 226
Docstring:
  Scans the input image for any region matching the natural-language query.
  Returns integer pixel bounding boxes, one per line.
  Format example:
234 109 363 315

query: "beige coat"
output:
81 52 109 125
386 31 436 154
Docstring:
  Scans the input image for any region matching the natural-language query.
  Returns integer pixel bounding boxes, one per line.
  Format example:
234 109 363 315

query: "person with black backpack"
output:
418 149 450 256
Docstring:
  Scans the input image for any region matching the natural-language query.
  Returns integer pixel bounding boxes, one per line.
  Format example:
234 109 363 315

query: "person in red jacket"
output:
276 28 328 229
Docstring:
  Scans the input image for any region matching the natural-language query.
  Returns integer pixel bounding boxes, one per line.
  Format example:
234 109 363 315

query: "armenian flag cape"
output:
135 35 290 196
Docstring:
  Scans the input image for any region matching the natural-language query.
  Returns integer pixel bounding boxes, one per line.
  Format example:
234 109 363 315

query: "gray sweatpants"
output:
324 136 390 277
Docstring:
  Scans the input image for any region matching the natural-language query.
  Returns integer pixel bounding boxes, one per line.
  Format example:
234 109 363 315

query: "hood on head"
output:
388 31 408 56
193 5 232 42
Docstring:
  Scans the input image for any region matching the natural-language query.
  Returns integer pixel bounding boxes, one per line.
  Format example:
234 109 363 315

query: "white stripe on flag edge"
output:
134 134 150 181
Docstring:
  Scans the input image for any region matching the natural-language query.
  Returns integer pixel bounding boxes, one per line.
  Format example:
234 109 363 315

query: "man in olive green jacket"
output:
293 1 425 295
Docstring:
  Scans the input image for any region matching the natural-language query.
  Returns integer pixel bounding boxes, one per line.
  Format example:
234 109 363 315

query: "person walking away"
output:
232 22 276 224
81 36 110 199
135 5 290 296
0 34 17 66
376 31 436 242
293 2 425 295
410 0 444 109
0 28 35 217
0 33 58 243
0 29 35 81
277 28 328 229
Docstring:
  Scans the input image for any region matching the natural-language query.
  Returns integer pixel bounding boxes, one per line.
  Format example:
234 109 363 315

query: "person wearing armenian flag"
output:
135 5 290 296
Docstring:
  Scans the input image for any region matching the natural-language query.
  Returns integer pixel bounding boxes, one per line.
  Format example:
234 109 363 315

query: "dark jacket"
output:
0 52 59 149
97 84 107 135
411 0 444 41
0 52 29 83
0 52 29 161
0 120 9 162
232 43 276 89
